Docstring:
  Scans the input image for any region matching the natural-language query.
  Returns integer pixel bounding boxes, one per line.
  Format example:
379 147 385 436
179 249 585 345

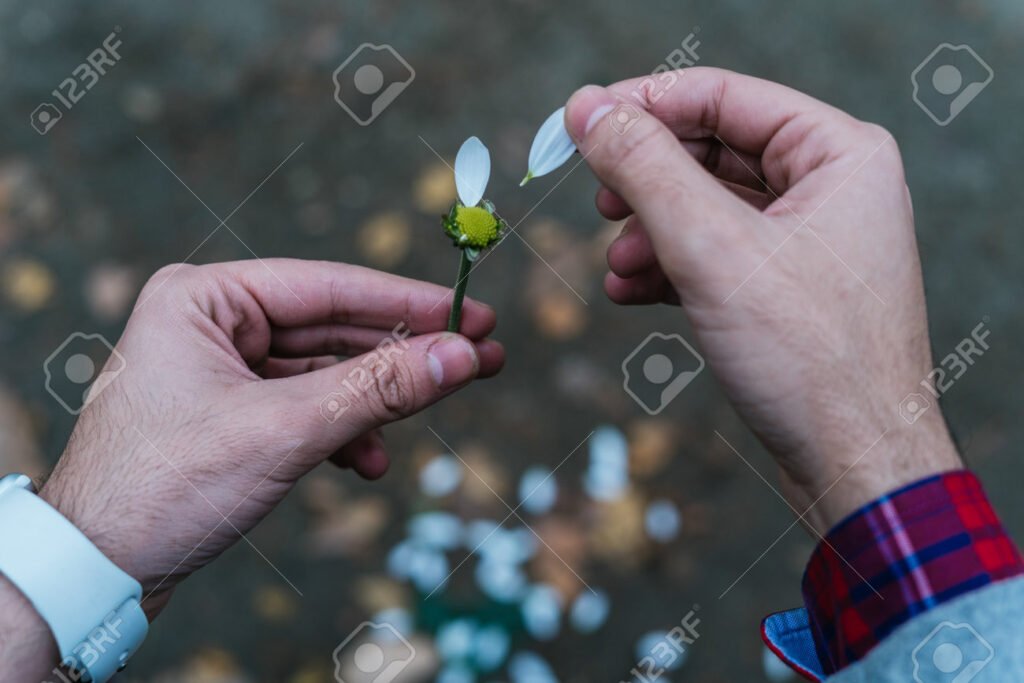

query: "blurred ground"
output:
1 0 1022 681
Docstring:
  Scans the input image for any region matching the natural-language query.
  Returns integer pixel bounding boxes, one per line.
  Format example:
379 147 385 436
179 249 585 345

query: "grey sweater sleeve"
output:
829 576 1024 682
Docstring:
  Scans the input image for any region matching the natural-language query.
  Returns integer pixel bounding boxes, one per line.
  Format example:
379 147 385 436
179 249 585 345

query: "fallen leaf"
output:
253 585 298 622
358 211 411 269
351 576 410 614
532 290 587 340
2 258 55 311
85 263 139 321
628 418 680 478
413 163 456 214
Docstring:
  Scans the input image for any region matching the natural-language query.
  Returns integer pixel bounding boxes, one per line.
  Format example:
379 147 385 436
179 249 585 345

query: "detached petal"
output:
522 106 576 186
454 136 490 207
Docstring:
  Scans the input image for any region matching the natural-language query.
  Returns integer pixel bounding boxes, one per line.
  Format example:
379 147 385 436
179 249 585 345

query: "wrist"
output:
0 573 60 681
797 412 962 534
37 474 170 617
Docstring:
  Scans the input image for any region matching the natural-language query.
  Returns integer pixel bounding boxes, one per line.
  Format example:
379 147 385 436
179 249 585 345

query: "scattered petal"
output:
518 466 558 515
636 631 687 671
419 454 463 497
475 558 528 603
407 546 450 594
584 425 629 501
454 136 490 207
521 585 563 641
644 499 682 542
509 652 558 683
408 511 463 550
370 607 414 639
436 619 477 661
436 665 475 683
473 624 511 671
569 589 610 633
476 526 536 565
523 107 575 185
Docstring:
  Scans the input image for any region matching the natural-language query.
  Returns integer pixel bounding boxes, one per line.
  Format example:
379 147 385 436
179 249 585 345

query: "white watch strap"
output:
0 474 148 682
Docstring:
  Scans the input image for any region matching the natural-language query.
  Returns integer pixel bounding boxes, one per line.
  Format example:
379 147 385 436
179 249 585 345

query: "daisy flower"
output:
442 136 508 331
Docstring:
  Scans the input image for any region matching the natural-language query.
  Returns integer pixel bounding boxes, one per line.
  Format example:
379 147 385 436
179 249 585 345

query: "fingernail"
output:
565 85 617 141
428 334 479 390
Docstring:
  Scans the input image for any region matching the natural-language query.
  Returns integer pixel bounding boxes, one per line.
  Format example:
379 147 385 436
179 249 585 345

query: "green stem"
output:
447 249 473 333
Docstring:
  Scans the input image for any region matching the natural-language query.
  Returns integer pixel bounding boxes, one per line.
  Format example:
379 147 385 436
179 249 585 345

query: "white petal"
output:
522 106 576 185
454 136 490 207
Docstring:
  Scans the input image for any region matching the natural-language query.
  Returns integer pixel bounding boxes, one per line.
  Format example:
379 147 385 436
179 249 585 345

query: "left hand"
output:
39 258 503 615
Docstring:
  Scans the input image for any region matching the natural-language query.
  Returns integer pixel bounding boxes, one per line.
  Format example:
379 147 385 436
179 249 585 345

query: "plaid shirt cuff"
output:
801 470 1023 674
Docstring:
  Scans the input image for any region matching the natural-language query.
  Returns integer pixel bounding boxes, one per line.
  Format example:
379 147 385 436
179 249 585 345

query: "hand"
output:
39 259 503 611
565 70 961 533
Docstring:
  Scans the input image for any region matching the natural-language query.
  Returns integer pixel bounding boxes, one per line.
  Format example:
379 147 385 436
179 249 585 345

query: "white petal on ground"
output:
509 652 558 683
636 631 687 671
475 558 528 602
407 545 450 593
644 499 682 542
437 618 477 661
518 466 558 515
473 624 511 671
583 425 630 501
521 584 563 641
569 589 610 633
454 135 491 207
408 511 463 549
419 454 463 497
369 607 414 639
436 665 475 683
522 106 576 185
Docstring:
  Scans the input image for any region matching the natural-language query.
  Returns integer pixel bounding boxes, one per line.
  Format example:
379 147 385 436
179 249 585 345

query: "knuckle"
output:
140 262 197 299
367 361 417 420
606 117 663 170
860 122 906 177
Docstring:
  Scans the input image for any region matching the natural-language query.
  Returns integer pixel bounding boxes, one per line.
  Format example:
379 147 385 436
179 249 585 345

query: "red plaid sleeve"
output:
801 470 1023 674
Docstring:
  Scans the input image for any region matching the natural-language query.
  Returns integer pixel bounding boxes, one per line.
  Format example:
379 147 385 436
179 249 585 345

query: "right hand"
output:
564 70 961 533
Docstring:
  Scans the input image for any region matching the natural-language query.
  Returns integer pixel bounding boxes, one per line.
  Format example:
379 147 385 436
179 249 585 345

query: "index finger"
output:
211 258 498 337
608 67 856 152
605 67 862 188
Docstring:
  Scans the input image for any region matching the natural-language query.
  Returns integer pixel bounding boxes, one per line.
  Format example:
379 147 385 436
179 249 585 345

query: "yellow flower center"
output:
454 205 499 248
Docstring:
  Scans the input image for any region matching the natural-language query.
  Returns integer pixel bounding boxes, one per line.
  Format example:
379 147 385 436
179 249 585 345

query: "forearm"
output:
0 574 60 683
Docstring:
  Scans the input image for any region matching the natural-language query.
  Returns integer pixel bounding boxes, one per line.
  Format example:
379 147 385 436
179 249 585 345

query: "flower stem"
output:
447 249 473 333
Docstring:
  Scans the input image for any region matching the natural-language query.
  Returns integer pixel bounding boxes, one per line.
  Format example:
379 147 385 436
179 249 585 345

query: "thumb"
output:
565 85 754 292
280 332 480 451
